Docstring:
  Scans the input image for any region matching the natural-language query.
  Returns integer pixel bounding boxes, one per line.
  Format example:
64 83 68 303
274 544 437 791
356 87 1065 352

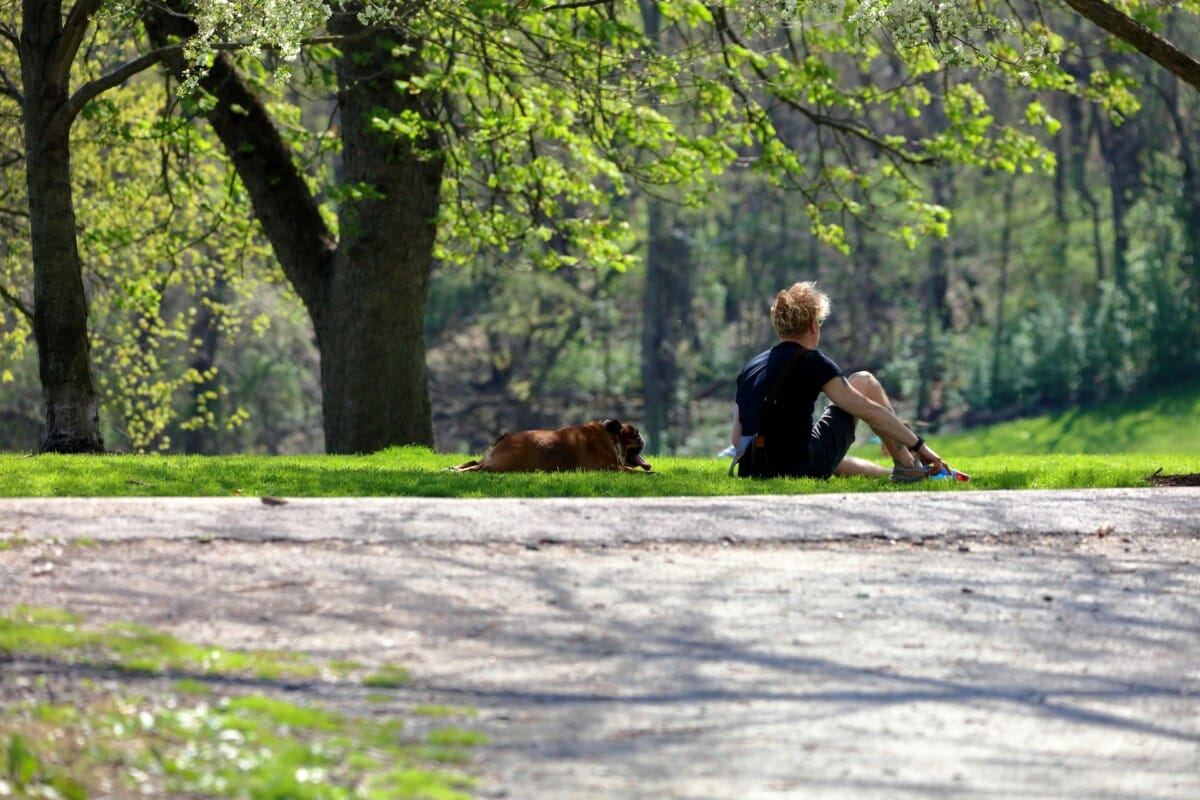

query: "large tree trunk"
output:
20 0 105 453
144 4 444 453
320 15 444 452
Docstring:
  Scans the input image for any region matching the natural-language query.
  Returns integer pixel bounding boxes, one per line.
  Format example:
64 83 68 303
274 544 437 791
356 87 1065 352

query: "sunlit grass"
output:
363 663 411 689
1 384 1197 497
934 380 1200 456
414 705 480 718
0 608 318 681
0 447 1195 498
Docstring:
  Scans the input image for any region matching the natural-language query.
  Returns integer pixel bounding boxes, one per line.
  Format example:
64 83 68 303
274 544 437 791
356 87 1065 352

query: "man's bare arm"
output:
822 377 945 469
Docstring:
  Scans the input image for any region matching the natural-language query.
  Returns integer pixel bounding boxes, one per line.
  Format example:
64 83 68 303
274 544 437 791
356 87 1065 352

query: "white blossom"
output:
179 0 333 92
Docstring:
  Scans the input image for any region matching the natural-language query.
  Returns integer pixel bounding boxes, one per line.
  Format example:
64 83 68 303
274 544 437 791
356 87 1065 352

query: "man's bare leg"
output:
833 371 919 476
833 454 890 478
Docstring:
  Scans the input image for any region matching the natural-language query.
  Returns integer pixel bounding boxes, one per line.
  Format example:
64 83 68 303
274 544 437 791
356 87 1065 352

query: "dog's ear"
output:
602 418 622 436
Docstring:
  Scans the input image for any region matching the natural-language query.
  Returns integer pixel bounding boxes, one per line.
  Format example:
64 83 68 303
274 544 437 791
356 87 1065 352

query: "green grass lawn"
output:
0 447 1195 498
1 382 1196 498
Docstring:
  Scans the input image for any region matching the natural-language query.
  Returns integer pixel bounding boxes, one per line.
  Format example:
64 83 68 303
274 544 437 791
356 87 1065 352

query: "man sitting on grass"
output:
731 281 947 481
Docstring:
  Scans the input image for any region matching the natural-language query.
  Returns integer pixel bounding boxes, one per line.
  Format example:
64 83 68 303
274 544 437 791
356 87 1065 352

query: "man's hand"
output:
915 443 947 474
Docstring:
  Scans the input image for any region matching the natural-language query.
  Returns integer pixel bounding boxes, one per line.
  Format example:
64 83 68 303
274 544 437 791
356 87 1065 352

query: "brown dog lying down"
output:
451 419 652 473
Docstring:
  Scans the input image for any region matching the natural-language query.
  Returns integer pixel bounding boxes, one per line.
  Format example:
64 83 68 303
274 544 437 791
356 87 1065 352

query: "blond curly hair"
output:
770 282 830 339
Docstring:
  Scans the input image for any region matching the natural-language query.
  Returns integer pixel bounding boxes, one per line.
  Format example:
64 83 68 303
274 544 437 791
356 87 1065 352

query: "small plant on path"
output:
0 606 484 799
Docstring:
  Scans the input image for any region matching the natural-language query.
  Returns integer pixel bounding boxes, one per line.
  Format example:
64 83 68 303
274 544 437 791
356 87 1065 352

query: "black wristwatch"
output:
908 435 925 452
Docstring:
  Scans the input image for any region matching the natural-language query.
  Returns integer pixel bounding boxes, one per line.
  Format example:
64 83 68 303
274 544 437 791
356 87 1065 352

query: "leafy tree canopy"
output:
162 0 1104 262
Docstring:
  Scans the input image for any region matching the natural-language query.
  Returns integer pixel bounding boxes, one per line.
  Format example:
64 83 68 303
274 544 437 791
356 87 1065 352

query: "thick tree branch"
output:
50 0 104 86
544 0 610 9
62 47 168 122
1062 0 1200 92
143 1 336 317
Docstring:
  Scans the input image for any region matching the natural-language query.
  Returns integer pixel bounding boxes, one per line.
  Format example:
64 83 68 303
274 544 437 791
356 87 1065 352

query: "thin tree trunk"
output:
917 165 952 424
183 275 225 454
1066 96 1107 287
637 0 690 455
990 177 1016 406
1179 133 1200 317
1160 70 1200 315
847 199 883 367
20 0 104 453
641 201 691 454
1051 123 1070 276
1094 54 1145 293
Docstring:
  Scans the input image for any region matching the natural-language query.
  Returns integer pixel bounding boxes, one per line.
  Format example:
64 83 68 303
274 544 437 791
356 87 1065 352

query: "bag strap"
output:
757 343 809 444
765 344 809 405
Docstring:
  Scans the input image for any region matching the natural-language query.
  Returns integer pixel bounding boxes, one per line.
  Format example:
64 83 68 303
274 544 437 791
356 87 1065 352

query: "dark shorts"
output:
806 404 856 478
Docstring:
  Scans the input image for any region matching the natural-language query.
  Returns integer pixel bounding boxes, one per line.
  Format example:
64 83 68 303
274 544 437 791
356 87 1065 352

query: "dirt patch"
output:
1146 469 1200 487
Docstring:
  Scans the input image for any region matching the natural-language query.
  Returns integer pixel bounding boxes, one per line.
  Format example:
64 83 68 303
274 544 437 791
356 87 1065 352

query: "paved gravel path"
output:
2 489 1199 799
2 487 1198 546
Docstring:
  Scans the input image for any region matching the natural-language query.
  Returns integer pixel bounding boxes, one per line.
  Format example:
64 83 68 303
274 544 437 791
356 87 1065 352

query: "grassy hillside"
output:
931 380 1200 457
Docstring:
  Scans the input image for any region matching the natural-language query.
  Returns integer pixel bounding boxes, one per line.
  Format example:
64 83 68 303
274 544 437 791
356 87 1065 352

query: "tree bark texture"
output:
20 0 105 453
145 5 444 453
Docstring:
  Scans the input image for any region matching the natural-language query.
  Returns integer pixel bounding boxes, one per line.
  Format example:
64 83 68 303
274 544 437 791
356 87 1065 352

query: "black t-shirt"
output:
735 341 843 444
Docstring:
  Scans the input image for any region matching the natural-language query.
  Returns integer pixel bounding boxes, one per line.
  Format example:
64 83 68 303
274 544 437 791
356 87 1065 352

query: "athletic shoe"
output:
890 464 930 483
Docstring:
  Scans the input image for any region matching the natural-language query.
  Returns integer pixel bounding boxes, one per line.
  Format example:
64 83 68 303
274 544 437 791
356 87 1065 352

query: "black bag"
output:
737 435 771 478
734 345 809 479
